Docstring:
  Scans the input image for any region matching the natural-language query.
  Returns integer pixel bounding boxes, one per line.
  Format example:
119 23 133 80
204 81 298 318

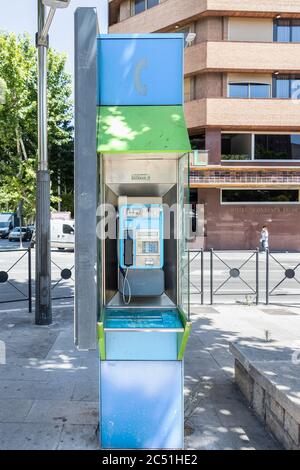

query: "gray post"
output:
35 0 52 325
210 249 214 305
74 8 98 349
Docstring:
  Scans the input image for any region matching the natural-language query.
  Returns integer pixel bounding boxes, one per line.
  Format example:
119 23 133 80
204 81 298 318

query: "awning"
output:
97 106 191 154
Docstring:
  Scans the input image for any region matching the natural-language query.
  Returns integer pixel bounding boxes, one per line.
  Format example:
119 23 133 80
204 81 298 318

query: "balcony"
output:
185 98 300 131
109 0 207 33
205 0 300 18
185 41 300 76
109 0 300 32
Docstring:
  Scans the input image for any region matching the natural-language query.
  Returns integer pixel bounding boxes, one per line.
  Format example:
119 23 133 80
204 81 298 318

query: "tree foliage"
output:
0 32 73 220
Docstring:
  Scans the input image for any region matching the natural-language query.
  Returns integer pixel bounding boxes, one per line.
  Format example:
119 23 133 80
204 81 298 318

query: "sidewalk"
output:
0 302 99 450
1 301 294 450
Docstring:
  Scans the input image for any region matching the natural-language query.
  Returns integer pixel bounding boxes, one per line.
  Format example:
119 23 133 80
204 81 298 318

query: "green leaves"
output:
0 32 74 219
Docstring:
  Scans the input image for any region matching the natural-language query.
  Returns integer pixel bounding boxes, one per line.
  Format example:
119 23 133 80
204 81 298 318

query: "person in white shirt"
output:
260 225 269 251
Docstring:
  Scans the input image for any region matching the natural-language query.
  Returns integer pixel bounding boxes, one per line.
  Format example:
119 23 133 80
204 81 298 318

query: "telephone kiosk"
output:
95 33 191 450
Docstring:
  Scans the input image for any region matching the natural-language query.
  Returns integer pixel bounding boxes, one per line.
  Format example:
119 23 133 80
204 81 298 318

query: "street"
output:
1 239 300 306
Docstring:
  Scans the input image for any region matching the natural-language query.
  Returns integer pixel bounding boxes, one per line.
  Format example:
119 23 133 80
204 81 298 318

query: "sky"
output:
0 0 108 77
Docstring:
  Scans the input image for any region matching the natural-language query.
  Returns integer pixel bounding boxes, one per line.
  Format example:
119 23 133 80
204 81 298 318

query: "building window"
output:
255 135 300 160
221 189 300 204
221 134 252 160
274 75 300 99
229 83 271 99
133 0 159 15
274 19 300 42
190 133 205 151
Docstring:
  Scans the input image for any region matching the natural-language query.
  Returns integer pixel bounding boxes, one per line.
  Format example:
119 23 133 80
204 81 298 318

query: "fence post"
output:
256 248 259 305
266 248 269 305
201 249 204 305
28 247 32 313
210 248 213 305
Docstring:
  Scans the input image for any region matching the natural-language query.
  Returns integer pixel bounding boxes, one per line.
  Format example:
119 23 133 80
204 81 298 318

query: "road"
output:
1 239 300 306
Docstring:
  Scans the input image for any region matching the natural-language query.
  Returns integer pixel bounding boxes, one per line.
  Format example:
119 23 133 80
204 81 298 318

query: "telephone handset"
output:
124 230 134 267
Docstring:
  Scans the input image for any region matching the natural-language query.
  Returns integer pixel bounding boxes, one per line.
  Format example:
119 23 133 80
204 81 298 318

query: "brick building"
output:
108 0 300 250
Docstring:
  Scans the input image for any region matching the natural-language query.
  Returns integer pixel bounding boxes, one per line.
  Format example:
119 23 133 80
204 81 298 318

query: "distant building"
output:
109 0 300 250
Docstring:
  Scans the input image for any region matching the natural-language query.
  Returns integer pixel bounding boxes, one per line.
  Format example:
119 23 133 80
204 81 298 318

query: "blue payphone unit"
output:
118 202 165 301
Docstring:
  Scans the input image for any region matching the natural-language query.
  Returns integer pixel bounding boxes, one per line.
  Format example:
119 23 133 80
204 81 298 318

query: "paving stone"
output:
0 423 62 450
25 400 98 425
57 424 99 450
0 399 33 422
71 380 99 402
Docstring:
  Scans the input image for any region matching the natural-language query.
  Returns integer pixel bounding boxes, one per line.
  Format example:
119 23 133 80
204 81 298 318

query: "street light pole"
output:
35 0 52 325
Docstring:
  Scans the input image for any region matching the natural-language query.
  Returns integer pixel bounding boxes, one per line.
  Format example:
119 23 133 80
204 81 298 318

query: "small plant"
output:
243 295 255 306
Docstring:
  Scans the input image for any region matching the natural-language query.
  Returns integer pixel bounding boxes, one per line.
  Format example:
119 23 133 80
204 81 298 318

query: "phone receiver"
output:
134 58 148 96
124 230 134 267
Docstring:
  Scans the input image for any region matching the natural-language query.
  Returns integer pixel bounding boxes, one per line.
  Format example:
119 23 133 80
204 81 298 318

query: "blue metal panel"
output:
97 34 184 106
106 332 178 360
100 361 183 449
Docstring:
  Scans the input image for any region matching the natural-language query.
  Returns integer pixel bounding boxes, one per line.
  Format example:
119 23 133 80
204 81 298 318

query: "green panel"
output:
97 106 191 153
97 322 106 360
177 322 192 360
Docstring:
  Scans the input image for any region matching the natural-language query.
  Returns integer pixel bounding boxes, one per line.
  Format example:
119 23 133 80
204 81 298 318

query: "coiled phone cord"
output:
122 267 132 305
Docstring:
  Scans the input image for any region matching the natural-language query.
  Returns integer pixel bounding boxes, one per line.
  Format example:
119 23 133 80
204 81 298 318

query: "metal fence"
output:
0 248 32 312
2 247 300 308
210 249 259 305
266 249 300 305
51 250 74 301
0 247 74 310
188 249 300 305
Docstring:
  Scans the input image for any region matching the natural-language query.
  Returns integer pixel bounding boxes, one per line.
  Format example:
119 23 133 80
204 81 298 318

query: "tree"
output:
0 32 73 221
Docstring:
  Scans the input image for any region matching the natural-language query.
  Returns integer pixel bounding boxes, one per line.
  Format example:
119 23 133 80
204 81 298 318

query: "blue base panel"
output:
100 360 184 449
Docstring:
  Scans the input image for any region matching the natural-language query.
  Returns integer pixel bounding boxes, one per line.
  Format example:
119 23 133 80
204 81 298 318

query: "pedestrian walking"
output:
260 225 269 251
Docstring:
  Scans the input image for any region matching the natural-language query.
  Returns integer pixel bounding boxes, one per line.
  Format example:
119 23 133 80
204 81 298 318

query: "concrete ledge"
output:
230 343 300 450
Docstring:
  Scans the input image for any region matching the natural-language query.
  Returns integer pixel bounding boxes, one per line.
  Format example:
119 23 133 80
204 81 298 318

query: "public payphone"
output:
118 200 164 301
95 32 191 450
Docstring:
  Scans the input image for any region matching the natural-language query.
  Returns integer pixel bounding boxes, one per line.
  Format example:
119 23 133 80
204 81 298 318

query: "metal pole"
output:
201 249 204 305
256 248 259 305
28 247 32 313
266 248 269 305
18 201 23 249
210 248 213 305
35 0 52 325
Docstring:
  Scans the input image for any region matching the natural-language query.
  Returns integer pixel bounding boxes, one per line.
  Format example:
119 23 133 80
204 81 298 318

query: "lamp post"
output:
35 0 71 325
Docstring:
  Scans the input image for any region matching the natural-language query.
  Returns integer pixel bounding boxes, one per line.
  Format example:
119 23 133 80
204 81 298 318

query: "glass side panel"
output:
178 153 190 320
97 155 104 320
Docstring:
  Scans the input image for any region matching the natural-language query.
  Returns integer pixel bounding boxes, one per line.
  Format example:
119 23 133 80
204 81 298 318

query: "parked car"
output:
8 227 32 242
51 219 75 251
0 212 19 238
